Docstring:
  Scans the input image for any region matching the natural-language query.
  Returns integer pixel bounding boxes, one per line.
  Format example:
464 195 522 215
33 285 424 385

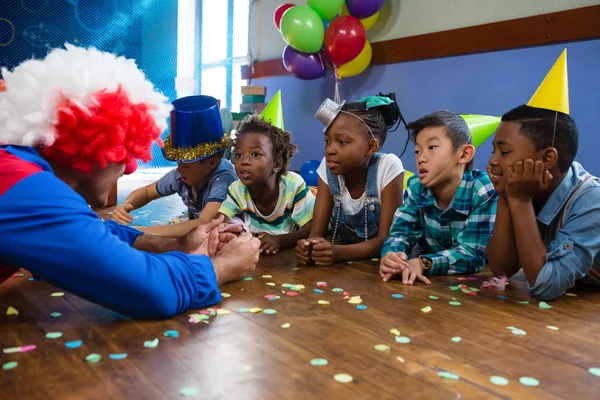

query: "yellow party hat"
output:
259 90 284 130
527 49 569 114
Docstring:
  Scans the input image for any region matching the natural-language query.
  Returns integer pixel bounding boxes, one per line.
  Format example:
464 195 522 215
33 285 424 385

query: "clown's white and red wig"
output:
0 44 172 173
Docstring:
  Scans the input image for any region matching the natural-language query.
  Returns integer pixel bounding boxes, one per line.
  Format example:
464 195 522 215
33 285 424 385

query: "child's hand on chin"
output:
380 252 408 282
258 233 281 255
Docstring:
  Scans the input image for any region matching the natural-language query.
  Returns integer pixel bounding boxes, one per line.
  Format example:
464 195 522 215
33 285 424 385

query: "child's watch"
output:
419 255 433 272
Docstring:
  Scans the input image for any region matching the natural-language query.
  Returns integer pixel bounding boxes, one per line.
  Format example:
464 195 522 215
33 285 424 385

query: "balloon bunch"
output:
274 0 385 81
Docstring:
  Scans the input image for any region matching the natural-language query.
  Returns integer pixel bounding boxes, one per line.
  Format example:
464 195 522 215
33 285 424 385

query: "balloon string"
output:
334 70 341 104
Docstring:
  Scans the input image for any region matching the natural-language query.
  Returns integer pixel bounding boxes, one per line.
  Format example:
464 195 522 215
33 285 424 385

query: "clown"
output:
0 44 260 318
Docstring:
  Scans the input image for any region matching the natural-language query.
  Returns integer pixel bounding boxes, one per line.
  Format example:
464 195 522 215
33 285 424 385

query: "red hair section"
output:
44 86 161 173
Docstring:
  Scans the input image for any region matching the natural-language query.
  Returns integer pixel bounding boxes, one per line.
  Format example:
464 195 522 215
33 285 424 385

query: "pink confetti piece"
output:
316 282 327 287
286 291 298 297
457 277 468 281
189 316 199 323
467 276 478 281
342 292 350 296
482 275 509 291
19 345 36 353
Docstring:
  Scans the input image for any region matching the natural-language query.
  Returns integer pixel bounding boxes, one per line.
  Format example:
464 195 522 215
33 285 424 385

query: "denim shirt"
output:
531 162 600 300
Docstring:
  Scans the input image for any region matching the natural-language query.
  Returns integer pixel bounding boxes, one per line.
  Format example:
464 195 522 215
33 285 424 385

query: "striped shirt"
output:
381 169 497 275
219 171 315 235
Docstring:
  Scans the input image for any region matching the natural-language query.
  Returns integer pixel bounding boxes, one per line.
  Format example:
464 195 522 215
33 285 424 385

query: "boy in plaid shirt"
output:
380 110 497 285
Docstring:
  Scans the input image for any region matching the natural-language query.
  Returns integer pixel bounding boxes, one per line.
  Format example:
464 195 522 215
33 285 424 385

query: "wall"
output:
254 40 600 176
250 0 599 61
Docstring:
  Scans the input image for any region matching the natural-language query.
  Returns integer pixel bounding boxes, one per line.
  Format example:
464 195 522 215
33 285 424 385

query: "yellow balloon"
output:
361 12 379 30
341 4 349 15
338 41 372 79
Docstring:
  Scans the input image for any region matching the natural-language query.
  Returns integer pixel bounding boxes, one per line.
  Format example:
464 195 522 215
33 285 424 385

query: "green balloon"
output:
308 0 344 20
280 6 324 54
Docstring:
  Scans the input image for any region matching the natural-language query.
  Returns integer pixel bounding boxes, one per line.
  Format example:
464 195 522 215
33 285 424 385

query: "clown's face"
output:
80 163 126 208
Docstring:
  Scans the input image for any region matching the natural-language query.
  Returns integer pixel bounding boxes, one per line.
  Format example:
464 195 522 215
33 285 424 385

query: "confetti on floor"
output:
438 371 460 380
332 288 344 293
46 332 63 339
264 294 280 301
316 282 327 287
261 275 272 279
371 258 379 262
428 296 439 300
280 323 291 329
318 300 330 305
249 308 263 313
356 305 367 310
164 330 180 338
539 301 553 309
448 301 461 306
242 277 253 281
546 326 559 331
457 277 468 281
85 354 101 363
236 308 250 313
51 292 65 297
65 340 83 349
449 286 460 291
517 301 530 305
265 282 276 286
396 356 405 363
498 295 509 300
589 367 600 377
286 292 298 297
392 294 404 299
390 328 401 336
263 309 277 315
50 312 62 317
314 289 324 294
109 353 128 360
421 306 432 313
565 293 578 297
310 358 328 366
506 326 527 336
334 373 353 383
451 337 462 343
490 376 509 386
6 306 19 316
216 309 231 315
348 296 362 304
179 387 199 397
519 377 540 387
221 293 231 298
2 361 18 370
144 339 159 348
396 336 411 344
374 344 390 352
3 347 20 354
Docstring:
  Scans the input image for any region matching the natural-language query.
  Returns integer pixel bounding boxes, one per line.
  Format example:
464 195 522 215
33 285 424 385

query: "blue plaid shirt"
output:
382 170 497 275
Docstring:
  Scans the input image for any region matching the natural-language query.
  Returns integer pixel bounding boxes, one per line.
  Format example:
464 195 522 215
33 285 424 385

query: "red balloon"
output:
274 3 295 30
324 16 366 66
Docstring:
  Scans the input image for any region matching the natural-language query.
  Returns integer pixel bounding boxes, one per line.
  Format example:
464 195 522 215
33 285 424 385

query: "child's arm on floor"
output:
134 202 222 237
113 182 162 224
312 174 404 265
486 194 521 277
296 177 333 264
260 222 312 255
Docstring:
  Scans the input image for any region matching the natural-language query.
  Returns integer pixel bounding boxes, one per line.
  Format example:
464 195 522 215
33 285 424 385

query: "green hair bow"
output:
356 95 393 110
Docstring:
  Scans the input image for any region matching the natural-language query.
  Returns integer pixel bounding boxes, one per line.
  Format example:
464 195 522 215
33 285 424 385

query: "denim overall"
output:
326 153 382 244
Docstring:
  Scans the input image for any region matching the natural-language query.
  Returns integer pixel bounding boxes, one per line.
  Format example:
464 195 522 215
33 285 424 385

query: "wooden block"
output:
240 102 266 113
241 86 267 96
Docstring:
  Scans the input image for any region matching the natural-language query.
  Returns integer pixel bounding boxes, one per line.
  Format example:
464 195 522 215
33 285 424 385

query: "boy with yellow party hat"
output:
486 49 600 300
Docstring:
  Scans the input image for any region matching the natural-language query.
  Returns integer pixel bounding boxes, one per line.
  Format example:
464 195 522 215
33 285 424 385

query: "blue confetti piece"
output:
356 305 367 310
314 289 323 294
28 278 35 281
498 296 509 300
164 330 180 338
109 353 128 360
65 340 82 349
392 294 404 299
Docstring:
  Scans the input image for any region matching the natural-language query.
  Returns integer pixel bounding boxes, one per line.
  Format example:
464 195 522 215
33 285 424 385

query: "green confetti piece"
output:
109 353 128 360
2 361 18 370
490 376 509 386
164 330 179 338
517 301 530 305
395 336 410 344
51 292 64 297
45 332 63 339
539 301 553 309
428 295 439 300
451 336 462 343
50 312 62 317
144 338 159 348
242 277 253 281
519 377 539 387
3 347 21 354
589 367 600 377
468 287 481 292
449 286 460 291
263 309 277 315
236 308 250 313
179 387 199 397
347 262 353 264
332 288 344 293
310 358 328 366
85 353 102 363
438 371 459 380
448 301 462 306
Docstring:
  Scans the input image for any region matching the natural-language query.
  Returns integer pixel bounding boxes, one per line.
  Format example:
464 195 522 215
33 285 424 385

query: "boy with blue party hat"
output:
113 95 238 237
486 49 600 300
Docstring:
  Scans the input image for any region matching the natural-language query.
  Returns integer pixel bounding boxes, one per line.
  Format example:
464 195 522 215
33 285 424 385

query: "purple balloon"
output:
282 46 326 80
345 0 385 19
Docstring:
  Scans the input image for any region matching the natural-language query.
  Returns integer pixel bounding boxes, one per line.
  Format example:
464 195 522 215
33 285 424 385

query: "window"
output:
177 0 250 110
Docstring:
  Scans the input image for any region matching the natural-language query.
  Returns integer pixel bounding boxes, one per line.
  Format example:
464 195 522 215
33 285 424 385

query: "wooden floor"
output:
2 251 600 400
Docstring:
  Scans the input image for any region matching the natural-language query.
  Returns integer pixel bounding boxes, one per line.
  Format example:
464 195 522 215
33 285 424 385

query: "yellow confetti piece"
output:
421 306 432 313
216 309 231 315
396 356 405 363
334 373 353 383
390 328 401 336
546 326 559 331
374 344 390 352
6 306 19 316
262 275 272 279
280 323 291 328
266 282 276 286
221 293 231 298
348 296 362 305
249 308 263 313
51 292 64 297
318 300 330 305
